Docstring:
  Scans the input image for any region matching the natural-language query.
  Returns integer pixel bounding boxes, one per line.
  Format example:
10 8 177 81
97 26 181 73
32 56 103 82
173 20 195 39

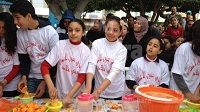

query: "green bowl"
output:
179 107 200 112
14 95 34 104
45 101 63 112
183 99 200 109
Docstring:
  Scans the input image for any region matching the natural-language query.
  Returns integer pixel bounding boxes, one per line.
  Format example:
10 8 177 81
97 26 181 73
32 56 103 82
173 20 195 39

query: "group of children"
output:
0 0 200 105
0 0 127 103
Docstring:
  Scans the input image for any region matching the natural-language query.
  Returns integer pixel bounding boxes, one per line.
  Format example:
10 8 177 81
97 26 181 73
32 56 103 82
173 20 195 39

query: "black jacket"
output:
122 28 160 67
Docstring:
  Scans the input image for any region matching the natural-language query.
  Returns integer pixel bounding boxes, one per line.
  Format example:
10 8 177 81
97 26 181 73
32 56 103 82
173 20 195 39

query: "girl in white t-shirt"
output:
171 20 200 103
126 36 170 90
41 19 90 105
0 12 20 97
85 16 127 100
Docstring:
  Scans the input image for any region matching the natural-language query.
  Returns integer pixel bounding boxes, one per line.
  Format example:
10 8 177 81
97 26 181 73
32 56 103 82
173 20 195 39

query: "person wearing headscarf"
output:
86 19 104 44
122 16 160 67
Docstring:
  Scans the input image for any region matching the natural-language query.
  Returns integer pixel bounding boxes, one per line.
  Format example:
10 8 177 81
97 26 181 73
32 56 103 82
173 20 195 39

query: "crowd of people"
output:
0 0 200 106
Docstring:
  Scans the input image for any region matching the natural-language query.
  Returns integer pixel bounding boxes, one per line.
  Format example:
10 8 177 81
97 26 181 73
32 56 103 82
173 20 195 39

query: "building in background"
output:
29 0 49 17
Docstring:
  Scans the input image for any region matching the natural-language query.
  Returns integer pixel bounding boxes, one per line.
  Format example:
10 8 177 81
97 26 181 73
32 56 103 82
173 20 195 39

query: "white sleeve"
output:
126 61 137 81
87 62 96 75
45 42 60 66
13 52 20 65
105 68 120 83
79 48 90 73
88 42 98 65
112 48 127 71
160 63 170 85
171 48 187 75
48 26 59 50
16 30 27 54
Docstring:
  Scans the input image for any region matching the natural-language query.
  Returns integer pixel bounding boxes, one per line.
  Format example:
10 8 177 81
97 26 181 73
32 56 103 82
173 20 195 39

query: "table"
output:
4 97 123 112
4 97 198 112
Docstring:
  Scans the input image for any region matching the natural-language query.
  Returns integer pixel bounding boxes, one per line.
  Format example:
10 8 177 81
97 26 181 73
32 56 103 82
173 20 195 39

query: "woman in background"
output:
86 19 104 44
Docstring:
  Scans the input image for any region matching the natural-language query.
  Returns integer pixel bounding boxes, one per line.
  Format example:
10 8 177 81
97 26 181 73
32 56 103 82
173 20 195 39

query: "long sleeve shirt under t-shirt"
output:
17 25 59 79
0 38 20 91
170 42 200 94
44 40 90 98
126 57 170 87
87 38 127 98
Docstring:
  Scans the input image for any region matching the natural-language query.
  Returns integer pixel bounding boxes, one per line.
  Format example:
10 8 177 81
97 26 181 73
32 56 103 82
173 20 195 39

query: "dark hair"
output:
162 35 174 44
9 0 37 19
141 15 148 20
146 36 165 51
170 16 178 21
105 16 122 30
68 19 86 31
121 17 127 21
106 13 114 20
191 20 200 56
0 12 17 55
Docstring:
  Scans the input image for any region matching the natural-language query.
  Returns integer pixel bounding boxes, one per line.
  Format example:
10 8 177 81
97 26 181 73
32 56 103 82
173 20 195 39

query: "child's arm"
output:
18 54 31 92
18 54 31 78
125 61 138 90
194 84 200 97
65 73 86 105
159 63 170 88
3 65 20 85
173 73 200 102
84 63 96 93
41 60 57 99
93 68 120 99
85 73 94 93
93 78 111 99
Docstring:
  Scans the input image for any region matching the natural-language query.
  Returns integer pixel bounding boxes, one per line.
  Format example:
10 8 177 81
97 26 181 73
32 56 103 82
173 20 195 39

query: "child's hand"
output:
82 88 91 94
185 92 200 103
18 75 27 93
48 85 57 99
0 85 3 98
194 85 200 97
64 95 73 106
92 89 101 100
35 81 46 98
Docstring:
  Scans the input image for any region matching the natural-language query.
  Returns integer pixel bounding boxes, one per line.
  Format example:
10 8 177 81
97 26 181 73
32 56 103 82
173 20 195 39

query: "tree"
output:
85 0 169 22
45 0 67 20
45 0 91 20
177 0 200 20
3 0 200 22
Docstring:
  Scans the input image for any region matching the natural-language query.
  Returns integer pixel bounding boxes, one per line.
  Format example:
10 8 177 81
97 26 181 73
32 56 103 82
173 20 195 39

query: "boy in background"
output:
10 0 59 98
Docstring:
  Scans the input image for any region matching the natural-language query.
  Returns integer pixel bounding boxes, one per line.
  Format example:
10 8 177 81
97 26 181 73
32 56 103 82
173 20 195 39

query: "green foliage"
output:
85 0 138 12
66 0 79 11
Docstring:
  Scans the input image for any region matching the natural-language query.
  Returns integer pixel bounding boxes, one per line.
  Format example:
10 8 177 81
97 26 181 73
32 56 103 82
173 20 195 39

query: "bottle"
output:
76 93 94 112
122 94 139 112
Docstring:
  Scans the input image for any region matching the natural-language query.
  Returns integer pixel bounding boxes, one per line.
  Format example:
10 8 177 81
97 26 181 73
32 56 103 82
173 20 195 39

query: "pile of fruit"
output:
0 98 21 112
12 102 46 112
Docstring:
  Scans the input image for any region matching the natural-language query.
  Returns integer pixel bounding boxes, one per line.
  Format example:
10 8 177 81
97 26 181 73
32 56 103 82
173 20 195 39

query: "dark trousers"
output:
3 90 20 97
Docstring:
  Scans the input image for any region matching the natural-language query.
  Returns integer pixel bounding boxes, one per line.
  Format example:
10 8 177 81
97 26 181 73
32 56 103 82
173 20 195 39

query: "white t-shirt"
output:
87 38 127 98
45 40 90 98
0 39 20 91
17 25 59 79
126 57 170 86
171 42 200 94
